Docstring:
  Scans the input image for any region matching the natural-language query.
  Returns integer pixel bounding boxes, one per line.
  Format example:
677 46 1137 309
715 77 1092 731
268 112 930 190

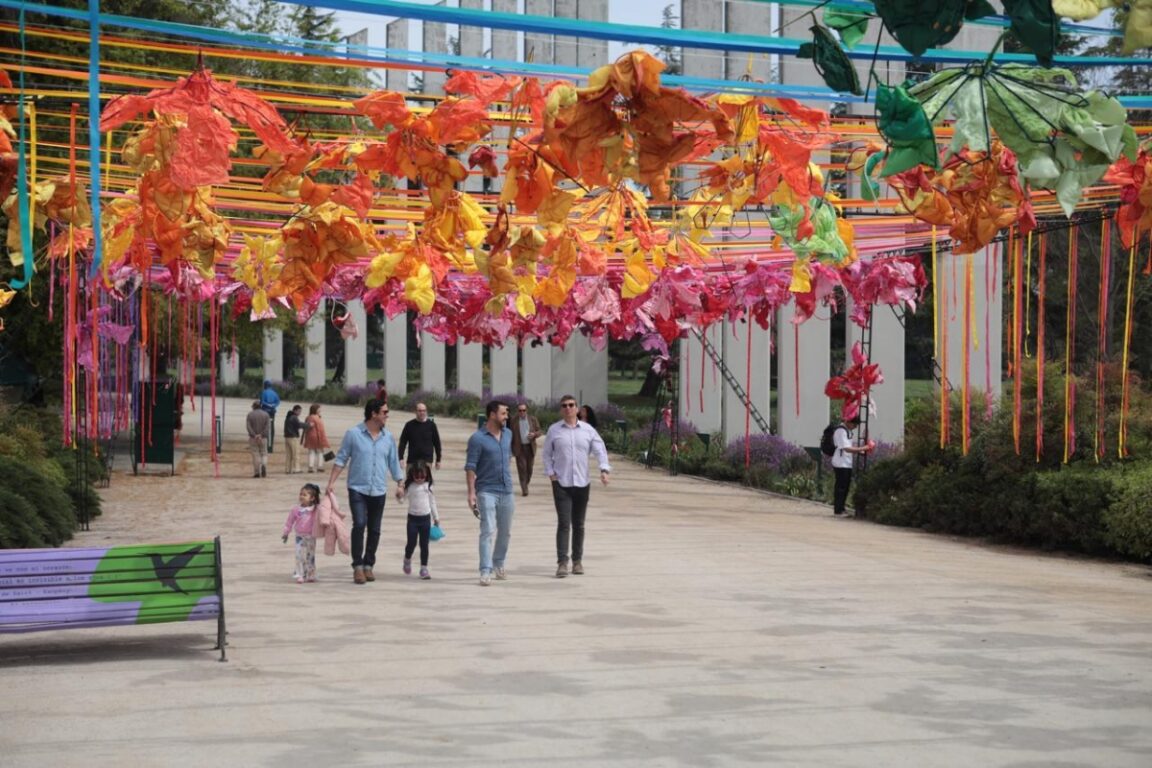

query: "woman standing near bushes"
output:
302 403 331 473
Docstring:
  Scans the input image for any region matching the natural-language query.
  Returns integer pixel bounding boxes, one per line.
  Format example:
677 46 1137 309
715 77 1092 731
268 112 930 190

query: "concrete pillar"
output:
422 3 448 95
458 0 484 58
776 309 831 448
679 327 723 435
385 20 408 92
551 335 607 407
681 0 725 80
939 248 1003 405
522 342 552 404
491 0 518 62
220 350 239 387
847 304 906 445
421 331 446 394
262 327 283 384
524 0 553 64
553 0 607 69
721 319 771 446
457 341 483 395
304 300 326 390
344 299 368 388
490 342 518 398
724 1 772 81
384 313 408 397
577 0 608 69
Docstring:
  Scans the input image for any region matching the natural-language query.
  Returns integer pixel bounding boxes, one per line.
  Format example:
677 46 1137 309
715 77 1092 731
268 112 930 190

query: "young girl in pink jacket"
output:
282 483 320 583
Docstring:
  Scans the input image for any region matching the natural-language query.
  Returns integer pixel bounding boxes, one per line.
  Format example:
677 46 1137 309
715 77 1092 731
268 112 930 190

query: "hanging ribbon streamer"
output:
1012 230 1024 454
985 244 995 420
11 7 33 290
962 252 972 455
1119 242 1136 458
1036 234 1047 462
744 324 752 469
1095 219 1111 462
1063 227 1078 463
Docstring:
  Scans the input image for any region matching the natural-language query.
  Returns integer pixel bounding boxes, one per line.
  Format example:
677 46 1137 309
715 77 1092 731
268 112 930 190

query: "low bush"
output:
1103 462 1152 561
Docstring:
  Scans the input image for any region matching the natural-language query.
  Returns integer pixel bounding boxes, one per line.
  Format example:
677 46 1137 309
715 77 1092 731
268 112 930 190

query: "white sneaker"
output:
494 567 507 581
479 571 492 586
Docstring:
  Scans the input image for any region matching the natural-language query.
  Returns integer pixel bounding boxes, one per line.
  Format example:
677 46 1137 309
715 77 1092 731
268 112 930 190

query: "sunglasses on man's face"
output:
561 403 577 408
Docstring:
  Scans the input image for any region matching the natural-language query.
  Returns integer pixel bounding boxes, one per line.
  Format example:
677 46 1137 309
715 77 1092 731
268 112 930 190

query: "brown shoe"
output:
363 567 375 582
353 567 366 584
556 563 568 578
571 562 584 575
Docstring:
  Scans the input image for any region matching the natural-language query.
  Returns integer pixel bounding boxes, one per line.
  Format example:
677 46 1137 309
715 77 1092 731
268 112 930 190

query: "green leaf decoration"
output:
908 64 1133 217
872 0 968 57
796 25 862 96
823 8 871 50
876 83 939 176
1002 0 1060 67
768 199 852 263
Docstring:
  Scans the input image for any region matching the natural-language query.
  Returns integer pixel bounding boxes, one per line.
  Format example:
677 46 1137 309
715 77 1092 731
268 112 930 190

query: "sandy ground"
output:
2 397 1151 767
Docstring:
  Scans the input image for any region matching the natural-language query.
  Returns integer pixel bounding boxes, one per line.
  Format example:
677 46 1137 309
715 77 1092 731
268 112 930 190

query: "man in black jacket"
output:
398 403 442 470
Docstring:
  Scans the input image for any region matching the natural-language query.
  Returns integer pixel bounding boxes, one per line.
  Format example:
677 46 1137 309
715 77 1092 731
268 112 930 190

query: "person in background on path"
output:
398 402 442 470
509 403 542 497
326 398 403 585
577 404 599 430
246 401 271 478
260 380 281 452
397 460 439 580
832 414 873 517
284 405 305 474
375 378 388 403
302 403 330 473
465 399 514 587
543 395 611 578
282 483 320 584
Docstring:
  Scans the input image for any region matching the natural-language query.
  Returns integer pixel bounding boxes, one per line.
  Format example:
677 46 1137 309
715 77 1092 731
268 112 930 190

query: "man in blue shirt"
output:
325 398 403 584
465 399 514 587
542 394 612 578
260 380 281 452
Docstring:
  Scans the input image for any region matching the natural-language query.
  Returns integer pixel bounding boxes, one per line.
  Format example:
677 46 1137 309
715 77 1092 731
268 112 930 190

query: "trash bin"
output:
133 382 177 473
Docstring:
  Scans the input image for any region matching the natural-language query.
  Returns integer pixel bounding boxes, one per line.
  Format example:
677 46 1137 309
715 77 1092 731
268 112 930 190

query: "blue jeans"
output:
477 490 514 574
348 489 386 568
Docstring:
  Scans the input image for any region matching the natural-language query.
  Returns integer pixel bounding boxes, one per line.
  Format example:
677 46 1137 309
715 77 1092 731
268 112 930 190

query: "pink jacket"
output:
312 490 350 556
282 504 316 538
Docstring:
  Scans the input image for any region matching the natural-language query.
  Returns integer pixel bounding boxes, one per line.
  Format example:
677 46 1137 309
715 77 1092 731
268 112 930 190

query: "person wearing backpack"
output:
828 414 872 517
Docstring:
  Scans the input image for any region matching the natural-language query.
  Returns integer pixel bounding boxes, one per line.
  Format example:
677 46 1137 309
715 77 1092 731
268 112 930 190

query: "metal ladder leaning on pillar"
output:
689 327 771 437
856 312 874 473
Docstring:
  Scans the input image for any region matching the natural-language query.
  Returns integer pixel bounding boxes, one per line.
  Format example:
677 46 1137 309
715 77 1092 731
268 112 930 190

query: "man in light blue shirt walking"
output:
465 400 514 587
326 398 403 584
542 394 611 578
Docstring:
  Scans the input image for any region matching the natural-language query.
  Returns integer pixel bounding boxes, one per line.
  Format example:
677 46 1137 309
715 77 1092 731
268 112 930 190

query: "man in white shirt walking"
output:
542 395 611 578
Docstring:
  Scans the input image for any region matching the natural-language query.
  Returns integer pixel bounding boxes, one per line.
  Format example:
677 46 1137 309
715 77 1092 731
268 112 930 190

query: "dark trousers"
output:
552 482 590 564
348 489 386 568
405 514 431 566
833 467 853 514
514 448 535 492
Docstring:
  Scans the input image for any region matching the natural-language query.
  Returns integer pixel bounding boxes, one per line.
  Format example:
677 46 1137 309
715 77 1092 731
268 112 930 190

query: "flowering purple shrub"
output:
629 416 699 449
722 433 810 475
866 440 903 463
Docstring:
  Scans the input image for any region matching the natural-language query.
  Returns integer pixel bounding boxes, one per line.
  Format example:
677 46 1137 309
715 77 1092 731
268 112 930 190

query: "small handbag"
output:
430 523 445 541
322 450 336 462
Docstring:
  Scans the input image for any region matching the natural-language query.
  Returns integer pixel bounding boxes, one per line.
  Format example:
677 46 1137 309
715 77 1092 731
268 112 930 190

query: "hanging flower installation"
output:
826 341 885 421
99 64 294 285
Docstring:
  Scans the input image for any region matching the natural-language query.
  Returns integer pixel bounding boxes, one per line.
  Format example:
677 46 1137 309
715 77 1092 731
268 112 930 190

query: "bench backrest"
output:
0 538 222 634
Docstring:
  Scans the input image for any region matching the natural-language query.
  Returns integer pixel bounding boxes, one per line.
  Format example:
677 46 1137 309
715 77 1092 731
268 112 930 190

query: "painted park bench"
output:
0 537 228 661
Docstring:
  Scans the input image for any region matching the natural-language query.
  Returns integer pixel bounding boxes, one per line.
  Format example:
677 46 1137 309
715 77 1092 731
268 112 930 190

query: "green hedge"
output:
853 363 1152 562
0 405 104 548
